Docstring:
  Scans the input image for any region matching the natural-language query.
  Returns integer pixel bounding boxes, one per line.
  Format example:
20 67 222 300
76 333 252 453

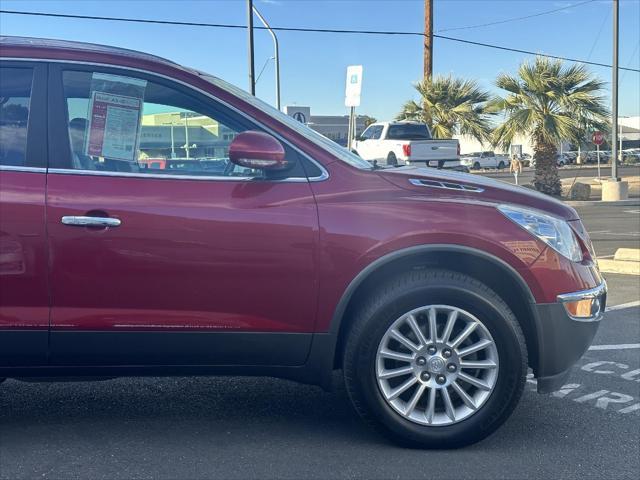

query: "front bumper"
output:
532 281 607 393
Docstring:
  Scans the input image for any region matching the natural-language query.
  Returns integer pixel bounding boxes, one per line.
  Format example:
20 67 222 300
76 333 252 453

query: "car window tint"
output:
386 124 431 140
360 126 374 140
0 68 33 167
369 125 383 139
61 70 285 178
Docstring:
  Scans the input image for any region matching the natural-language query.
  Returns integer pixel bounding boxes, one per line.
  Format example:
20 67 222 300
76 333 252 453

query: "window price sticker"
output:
84 73 147 162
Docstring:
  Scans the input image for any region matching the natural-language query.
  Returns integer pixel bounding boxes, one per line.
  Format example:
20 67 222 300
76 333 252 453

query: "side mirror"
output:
229 131 287 170
355 135 364 142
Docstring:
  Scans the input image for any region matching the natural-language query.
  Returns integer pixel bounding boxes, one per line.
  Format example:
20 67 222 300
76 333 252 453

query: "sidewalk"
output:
562 175 640 200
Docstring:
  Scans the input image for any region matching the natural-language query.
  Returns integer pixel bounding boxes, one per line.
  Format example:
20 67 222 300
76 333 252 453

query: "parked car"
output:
530 154 569 168
622 148 640 163
0 37 607 448
519 153 532 167
352 121 460 167
460 151 508 170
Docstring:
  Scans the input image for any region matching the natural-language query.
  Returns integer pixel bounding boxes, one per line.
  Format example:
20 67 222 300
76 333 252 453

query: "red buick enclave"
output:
0 37 606 447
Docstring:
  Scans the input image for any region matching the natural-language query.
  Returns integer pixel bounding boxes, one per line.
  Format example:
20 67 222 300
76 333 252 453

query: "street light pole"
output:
247 0 256 95
611 0 619 180
252 5 281 110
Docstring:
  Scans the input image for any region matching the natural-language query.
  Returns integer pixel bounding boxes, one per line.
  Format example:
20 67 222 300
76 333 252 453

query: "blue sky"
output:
1 0 639 121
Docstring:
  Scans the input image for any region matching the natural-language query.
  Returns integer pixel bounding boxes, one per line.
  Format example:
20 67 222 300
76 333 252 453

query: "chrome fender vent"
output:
409 178 484 193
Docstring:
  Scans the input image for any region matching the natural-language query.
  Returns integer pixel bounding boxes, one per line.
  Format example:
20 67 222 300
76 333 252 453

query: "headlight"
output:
498 205 582 262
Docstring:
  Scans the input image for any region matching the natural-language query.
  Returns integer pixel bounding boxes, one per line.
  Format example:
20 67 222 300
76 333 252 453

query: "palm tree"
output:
491 57 609 195
396 75 495 143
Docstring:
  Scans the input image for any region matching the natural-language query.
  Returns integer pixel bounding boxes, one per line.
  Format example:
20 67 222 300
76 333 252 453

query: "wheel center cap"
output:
428 356 446 373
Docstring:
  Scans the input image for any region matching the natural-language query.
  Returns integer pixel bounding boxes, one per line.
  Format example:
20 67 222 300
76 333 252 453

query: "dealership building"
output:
455 116 640 156
284 106 369 146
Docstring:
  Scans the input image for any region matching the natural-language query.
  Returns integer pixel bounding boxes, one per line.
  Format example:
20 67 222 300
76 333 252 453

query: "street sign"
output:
592 131 604 146
345 65 363 107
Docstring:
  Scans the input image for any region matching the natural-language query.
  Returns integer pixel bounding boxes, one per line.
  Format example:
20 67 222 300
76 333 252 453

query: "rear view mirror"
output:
229 131 287 170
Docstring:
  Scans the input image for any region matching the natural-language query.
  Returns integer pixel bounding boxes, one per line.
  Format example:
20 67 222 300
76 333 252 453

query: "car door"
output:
0 61 49 365
356 125 382 160
45 63 320 367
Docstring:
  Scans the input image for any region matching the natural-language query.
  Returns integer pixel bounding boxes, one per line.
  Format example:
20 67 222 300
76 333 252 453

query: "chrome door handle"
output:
61 216 121 227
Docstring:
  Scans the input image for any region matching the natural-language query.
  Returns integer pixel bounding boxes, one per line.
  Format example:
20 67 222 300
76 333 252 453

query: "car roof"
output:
0 36 181 68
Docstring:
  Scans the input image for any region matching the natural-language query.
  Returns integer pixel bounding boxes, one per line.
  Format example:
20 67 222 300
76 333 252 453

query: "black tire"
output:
343 269 527 448
498 161 506 169
387 152 398 166
473 162 481 170
351 150 360 156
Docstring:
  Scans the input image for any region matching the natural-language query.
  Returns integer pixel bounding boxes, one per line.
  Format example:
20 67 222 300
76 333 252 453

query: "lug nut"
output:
442 348 452 358
416 356 426 366
436 374 447 385
447 363 457 373
420 371 431 381
427 345 437 355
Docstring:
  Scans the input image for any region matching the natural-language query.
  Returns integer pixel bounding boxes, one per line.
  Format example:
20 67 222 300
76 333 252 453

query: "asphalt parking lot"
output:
1 204 639 480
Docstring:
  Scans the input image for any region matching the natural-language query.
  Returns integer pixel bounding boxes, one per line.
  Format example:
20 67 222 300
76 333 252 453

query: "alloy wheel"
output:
376 305 499 426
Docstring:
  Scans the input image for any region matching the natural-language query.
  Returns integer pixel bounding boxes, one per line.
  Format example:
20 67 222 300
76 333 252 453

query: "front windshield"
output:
198 72 373 171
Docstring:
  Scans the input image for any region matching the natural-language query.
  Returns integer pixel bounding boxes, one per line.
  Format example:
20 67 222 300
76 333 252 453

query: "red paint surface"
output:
0 171 49 329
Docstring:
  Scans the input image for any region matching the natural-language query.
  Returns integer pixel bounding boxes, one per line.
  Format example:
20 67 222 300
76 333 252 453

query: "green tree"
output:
396 75 495 143
491 57 609 195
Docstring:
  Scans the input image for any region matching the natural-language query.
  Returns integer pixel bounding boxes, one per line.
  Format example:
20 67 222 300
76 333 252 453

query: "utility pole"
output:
247 0 255 95
603 0 627 200
424 0 433 79
611 0 619 180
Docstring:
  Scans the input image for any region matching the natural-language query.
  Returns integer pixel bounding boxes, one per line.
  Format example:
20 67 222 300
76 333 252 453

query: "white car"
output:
353 122 459 167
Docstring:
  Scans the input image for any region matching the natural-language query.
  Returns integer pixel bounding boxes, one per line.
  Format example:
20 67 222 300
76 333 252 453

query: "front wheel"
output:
343 269 527 448
473 162 481 170
497 161 506 169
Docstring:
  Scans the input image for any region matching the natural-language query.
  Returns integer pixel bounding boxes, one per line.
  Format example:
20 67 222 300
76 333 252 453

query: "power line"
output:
436 0 596 33
620 43 640 83
585 8 610 62
0 9 638 73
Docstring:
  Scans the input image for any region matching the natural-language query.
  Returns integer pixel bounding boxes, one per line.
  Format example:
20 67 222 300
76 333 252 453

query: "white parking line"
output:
588 344 640 351
606 300 640 311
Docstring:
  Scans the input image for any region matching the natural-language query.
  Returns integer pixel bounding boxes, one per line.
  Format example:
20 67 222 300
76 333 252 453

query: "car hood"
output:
377 166 578 220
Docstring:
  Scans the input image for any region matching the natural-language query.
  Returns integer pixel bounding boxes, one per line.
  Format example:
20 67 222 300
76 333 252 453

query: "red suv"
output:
0 37 606 447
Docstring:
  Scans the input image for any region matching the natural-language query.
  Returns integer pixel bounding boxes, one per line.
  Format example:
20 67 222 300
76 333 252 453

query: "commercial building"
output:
284 106 369 146
455 115 640 157
140 112 235 159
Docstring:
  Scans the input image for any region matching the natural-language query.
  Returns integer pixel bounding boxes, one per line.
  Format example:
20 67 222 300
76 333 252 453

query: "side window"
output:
61 70 294 178
360 126 374 140
0 68 32 167
370 125 383 140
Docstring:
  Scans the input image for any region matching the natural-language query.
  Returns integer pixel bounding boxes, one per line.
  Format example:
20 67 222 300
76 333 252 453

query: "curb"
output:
565 199 640 206
597 251 640 275
615 248 640 262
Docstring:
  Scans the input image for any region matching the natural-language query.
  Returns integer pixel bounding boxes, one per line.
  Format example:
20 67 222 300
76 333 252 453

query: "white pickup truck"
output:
353 122 459 167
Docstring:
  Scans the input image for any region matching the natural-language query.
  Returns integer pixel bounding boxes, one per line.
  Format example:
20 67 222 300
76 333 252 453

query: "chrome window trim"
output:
1 57 329 183
0 165 46 173
47 168 313 183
